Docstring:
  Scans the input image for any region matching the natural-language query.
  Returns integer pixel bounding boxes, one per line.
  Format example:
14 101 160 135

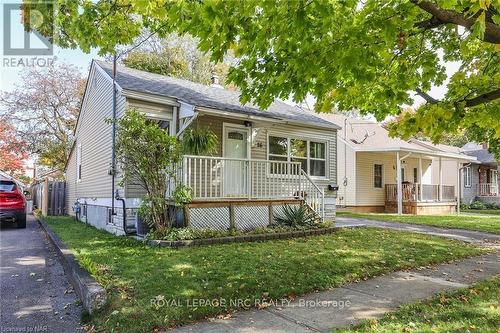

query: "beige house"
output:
65 61 340 235
319 114 477 215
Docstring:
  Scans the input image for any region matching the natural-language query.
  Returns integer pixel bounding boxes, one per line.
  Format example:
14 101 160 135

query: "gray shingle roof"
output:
464 149 498 164
95 60 338 129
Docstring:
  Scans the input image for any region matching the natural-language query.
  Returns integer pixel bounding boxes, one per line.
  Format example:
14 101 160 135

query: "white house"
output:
319 114 477 215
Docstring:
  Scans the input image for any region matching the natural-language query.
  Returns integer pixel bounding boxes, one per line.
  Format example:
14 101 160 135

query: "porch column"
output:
438 156 443 201
396 151 402 215
418 156 423 202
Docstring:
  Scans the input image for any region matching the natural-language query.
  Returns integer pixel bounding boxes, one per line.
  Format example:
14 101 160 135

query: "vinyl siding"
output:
65 146 77 216
65 64 126 203
336 138 356 206
124 99 174 198
355 152 432 206
194 114 337 190
431 159 459 187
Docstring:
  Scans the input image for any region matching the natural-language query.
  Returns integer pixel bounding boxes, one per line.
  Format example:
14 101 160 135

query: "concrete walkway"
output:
336 216 500 245
168 220 499 332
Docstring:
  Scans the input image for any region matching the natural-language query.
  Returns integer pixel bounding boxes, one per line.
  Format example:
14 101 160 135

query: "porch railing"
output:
385 183 455 202
477 183 499 196
179 155 324 219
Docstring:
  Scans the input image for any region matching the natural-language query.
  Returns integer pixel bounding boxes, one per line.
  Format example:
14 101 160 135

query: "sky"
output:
0 1 99 91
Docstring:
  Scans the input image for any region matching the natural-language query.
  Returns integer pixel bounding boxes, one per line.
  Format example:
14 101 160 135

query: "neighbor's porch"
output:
383 150 461 215
477 165 499 197
385 183 457 215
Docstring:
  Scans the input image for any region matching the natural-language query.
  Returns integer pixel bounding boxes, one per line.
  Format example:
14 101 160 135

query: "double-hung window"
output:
268 135 327 177
76 144 82 181
374 164 383 188
464 166 471 188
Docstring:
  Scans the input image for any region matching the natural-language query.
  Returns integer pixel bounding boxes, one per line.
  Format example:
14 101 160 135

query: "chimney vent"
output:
211 74 222 87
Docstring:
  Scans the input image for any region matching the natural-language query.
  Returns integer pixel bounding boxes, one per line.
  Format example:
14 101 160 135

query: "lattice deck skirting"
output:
185 199 302 231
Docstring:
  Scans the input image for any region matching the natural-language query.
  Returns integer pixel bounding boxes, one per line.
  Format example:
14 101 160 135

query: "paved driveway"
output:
0 215 84 332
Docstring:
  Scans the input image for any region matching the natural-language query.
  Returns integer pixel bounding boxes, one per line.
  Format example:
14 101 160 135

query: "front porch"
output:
385 183 457 215
172 155 326 230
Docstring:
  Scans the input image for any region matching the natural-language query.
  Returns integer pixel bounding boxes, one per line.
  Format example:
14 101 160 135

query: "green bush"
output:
470 200 487 210
273 204 319 228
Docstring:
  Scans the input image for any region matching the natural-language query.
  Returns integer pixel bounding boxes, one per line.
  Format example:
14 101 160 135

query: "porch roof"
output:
95 61 339 130
320 114 477 161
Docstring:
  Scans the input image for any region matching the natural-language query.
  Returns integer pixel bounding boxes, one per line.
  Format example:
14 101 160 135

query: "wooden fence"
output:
31 179 66 216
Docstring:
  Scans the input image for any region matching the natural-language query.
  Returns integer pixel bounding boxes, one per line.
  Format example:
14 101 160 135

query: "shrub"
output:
114 109 182 230
273 204 318 228
470 200 487 210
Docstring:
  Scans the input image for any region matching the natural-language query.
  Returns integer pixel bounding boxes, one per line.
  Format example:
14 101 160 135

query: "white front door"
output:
223 125 250 196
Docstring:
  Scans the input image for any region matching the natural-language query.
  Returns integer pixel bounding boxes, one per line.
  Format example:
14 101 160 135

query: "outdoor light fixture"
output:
244 120 252 127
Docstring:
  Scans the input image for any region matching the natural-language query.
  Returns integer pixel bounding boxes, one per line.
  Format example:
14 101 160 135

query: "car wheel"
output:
17 215 26 228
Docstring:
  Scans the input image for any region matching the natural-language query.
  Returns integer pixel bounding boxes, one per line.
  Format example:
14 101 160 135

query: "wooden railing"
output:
179 155 324 219
477 183 499 196
385 183 455 202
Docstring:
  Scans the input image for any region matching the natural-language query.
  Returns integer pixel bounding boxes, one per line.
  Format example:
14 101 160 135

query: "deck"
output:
385 183 457 215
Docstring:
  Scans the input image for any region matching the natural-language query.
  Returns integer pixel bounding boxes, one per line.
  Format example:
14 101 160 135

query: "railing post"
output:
298 170 302 199
247 159 251 200
182 156 187 186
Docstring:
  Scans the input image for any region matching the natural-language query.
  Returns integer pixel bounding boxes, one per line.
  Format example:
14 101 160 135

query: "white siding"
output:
355 152 432 206
336 138 356 206
431 158 459 196
66 63 127 203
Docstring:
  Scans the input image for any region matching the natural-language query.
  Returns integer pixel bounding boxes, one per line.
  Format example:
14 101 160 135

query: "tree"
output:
122 33 233 86
0 63 85 171
0 119 29 178
114 109 183 232
27 1 500 156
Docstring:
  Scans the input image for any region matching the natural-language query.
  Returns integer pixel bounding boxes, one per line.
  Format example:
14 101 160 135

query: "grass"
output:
337 212 500 234
334 277 500 333
43 216 485 333
463 209 500 215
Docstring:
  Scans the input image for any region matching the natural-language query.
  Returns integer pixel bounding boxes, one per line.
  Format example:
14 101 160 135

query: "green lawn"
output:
336 212 500 234
463 209 500 215
334 277 500 333
43 216 484 333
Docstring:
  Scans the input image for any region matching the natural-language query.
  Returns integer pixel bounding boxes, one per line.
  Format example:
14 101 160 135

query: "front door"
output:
223 125 249 196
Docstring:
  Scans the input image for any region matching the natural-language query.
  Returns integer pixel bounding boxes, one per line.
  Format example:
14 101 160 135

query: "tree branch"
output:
464 88 500 107
415 88 439 104
411 0 500 44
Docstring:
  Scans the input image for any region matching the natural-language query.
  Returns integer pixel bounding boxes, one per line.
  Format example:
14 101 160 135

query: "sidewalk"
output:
168 220 499 333
336 216 500 245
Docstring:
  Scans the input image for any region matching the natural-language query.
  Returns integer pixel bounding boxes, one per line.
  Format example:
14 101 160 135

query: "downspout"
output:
111 55 117 216
115 190 133 235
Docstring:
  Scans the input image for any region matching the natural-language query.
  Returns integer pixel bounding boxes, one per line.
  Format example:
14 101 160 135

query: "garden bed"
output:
146 225 342 248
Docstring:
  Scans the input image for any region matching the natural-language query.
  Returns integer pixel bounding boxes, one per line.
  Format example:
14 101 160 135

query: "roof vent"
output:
211 74 222 88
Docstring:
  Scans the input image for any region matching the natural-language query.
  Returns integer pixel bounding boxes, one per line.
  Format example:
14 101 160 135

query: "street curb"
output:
37 218 107 314
146 225 364 248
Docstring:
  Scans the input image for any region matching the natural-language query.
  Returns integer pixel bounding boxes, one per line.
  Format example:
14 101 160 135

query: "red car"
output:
0 180 26 228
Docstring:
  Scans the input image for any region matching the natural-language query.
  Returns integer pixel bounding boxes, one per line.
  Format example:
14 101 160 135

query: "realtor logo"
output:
3 2 53 56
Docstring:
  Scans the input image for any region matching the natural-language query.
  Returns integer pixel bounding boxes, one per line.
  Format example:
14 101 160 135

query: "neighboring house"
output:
460 143 499 205
65 60 340 235
319 114 477 215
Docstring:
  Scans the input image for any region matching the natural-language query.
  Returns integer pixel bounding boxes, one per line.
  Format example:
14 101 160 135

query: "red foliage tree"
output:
0 119 29 178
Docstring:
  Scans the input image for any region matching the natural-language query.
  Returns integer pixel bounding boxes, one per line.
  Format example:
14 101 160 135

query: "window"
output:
400 167 405 182
0 180 17 192
76 144 82 181
374 164 383 188
268 135 327 177
413 167 418 183
464 166 472 188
